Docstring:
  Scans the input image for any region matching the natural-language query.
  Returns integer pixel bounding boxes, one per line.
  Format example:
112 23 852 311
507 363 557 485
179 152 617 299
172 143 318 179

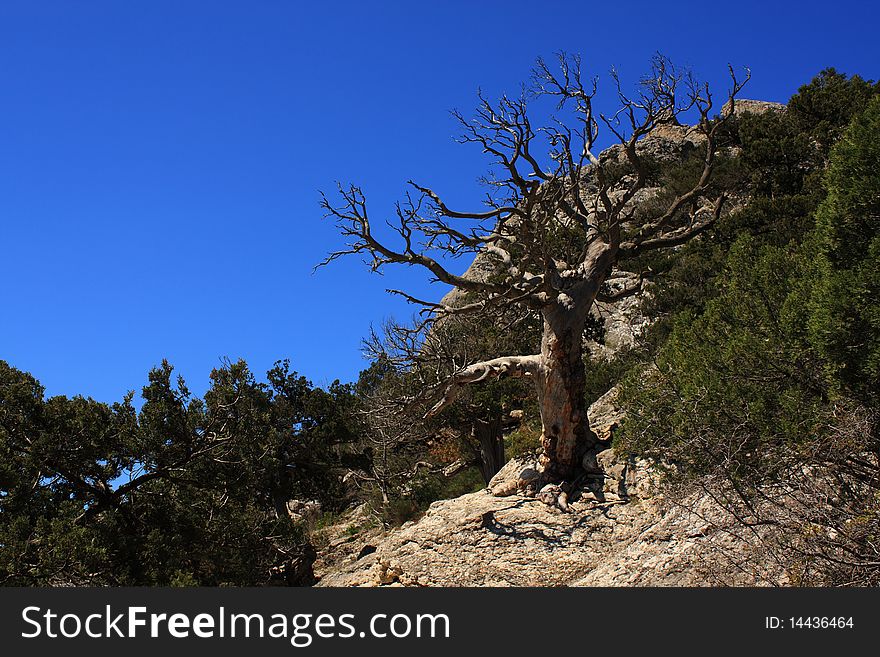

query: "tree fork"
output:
322 53 749 484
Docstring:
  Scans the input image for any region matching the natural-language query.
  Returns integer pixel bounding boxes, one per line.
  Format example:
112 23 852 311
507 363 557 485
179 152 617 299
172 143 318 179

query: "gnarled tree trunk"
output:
535 303 597 479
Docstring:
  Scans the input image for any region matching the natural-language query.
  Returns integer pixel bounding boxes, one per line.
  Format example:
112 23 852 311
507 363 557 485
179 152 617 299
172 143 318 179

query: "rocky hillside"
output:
315 102 791 588
315 389 787 586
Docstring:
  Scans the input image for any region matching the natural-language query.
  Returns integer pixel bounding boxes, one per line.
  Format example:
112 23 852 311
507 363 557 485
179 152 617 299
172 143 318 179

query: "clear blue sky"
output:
1 0 877 403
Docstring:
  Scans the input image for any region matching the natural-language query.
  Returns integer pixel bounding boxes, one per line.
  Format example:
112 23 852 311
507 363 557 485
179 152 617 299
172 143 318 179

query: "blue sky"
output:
1 0 878 403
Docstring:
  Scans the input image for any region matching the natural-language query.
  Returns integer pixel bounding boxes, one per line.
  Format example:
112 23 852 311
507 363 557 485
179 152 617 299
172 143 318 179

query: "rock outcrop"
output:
315 391 787 587
722 98 786 117
316 466 785 586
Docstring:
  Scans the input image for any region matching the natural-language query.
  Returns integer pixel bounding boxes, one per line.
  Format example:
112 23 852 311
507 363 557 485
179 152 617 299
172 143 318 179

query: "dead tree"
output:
322 53 749 482
364 310 537 485
348 371 424 504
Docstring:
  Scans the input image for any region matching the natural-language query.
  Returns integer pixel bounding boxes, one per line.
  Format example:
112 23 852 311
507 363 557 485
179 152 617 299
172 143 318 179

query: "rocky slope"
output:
315 389 787 587
315 102 789 587
316 488 784 586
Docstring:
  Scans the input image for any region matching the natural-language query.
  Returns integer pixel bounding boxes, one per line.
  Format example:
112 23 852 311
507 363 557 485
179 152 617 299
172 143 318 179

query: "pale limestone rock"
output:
722 98 786 117
286 499 322 523
589 385 625 443
316 475 786 587
488 455 541 497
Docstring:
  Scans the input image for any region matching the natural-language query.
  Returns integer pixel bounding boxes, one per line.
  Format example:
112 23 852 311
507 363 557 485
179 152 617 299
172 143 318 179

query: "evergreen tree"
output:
0 359 359 586
617 74 880 585
809 95 880 408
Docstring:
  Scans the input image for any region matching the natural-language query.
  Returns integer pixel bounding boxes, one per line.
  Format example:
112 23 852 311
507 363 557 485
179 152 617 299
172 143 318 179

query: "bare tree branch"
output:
424 354 541 418
322 53 750 479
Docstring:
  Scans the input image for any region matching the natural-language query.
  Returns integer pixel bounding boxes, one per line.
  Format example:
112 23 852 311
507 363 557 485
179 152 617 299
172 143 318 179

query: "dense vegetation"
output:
2 69 878 586
617 72 880 584
0 358 361 585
